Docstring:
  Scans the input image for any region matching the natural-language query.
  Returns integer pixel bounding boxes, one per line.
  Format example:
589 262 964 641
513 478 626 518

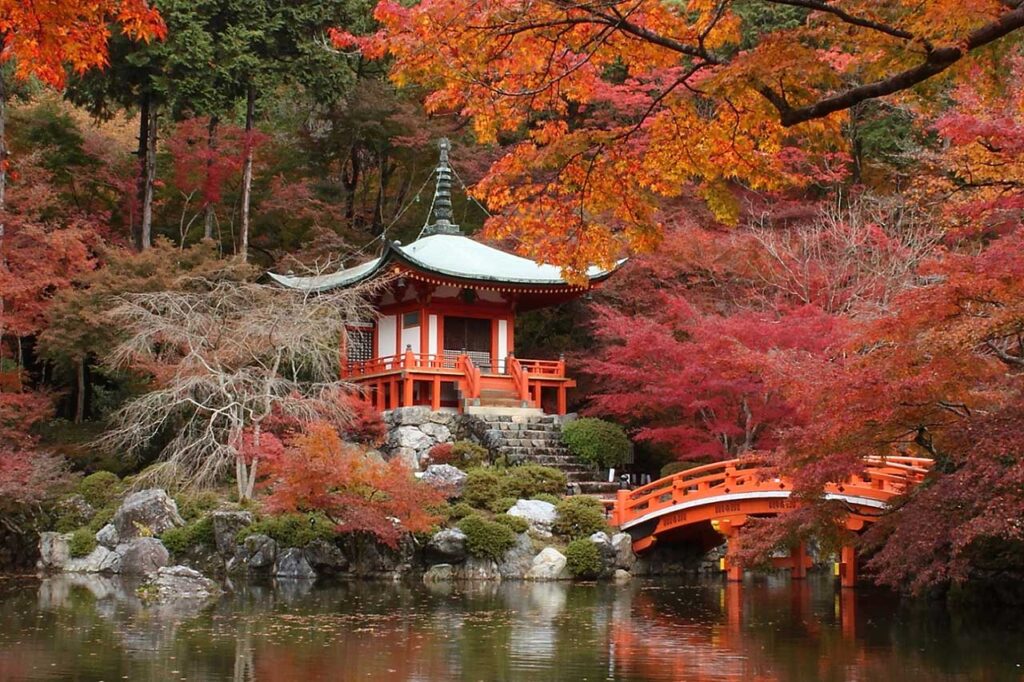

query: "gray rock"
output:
115 537 170 575
390 406 431 426
611 533 636 571
419 422 451 443
230 534 277 572
392 425 433 451
525 547 569 581
147 565 220 602
275 548 316 579
455 557 501 581
426 528 468 563
95 524 120 549
613 568 632 584
498 532 535 579
55 495 95 527
428 411 456 426
420 464 468 497
211 510 253 556
64 545 120 574
113 489 185 540
423 563 454 583
508 499 557 535
38 532 70 570
392 446 420 471
590 531 617 575
304 539 348 572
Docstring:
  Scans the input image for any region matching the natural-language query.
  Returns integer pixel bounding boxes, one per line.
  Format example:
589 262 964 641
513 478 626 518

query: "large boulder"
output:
275 548 317 579
113 489 184 540
211 510 253 556
498 532 535 579
147 565 221 602
426 528 468 563
115 537 170 575
229 534 277 573
55 495 96 528
95 524 120 549
391 425 433 451
455 557 501 581
38 532 70 570
420 465 468 497
419 422 451 443
389 406 431 426
428 411 456 426
65 545 121 573
590 531 617 575
303 539 348 573
423 563 455 583
340 532 417 578
526 547 569 581
611 533 636 571
507 499 557 536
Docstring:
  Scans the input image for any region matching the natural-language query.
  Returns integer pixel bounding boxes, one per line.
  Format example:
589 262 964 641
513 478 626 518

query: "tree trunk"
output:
0 69 7 362
137 94 157 251
203 115 219 240
74 358 86 424
238 85 256 262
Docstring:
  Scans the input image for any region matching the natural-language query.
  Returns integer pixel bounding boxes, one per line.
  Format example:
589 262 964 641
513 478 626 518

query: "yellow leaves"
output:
698 180 740 225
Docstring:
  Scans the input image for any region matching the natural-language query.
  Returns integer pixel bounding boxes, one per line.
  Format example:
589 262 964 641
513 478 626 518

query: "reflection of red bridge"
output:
611 456 932 586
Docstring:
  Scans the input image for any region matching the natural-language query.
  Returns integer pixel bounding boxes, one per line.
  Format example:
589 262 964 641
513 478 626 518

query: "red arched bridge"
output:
610 456 932 586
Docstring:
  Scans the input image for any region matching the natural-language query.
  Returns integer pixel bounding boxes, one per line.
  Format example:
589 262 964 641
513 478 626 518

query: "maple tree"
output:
336 0 1024 275
260 421 445 547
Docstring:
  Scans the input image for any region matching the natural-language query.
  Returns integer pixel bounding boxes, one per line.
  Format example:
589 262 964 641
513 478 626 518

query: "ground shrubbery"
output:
553 496 607 539
457 514 517 561
561 418 631 469
565 538 602 578
68 527 97 557
462 464 567 512
237 512 338 548
77 471 123 508
494 514 529 534
161 516 215 554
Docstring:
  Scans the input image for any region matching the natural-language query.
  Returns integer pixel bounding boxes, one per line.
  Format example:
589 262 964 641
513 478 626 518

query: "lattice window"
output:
347 325 374 363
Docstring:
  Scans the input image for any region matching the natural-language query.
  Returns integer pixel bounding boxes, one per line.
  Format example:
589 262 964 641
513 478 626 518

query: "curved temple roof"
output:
269 233 622 293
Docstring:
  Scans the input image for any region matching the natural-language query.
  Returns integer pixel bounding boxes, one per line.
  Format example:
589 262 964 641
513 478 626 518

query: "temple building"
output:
270 140 620 415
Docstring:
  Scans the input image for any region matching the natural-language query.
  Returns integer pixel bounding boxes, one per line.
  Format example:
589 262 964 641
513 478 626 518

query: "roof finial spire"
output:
422 137 462 236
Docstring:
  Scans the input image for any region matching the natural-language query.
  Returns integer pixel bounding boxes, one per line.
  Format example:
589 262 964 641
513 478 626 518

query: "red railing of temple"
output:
507 356 530 402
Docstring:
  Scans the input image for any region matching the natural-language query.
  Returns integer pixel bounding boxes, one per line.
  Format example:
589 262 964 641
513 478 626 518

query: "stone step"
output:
572 481 622 494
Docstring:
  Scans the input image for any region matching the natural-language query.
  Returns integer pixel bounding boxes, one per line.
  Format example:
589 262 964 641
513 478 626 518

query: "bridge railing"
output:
612 455 933 528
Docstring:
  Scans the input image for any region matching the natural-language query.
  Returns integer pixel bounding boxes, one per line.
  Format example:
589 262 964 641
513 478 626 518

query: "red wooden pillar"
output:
403 377 414 406
388 377 399 409
791 541 808 580
839 545 857 588
375 380 384 411
726 534 744 582
556 386 567 415
431 375 441 411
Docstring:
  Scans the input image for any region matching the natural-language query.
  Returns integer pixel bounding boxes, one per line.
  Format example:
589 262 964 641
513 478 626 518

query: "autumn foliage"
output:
260 422 445 547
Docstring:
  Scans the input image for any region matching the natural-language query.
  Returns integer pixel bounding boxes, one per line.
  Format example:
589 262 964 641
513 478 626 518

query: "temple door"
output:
444 316 493 371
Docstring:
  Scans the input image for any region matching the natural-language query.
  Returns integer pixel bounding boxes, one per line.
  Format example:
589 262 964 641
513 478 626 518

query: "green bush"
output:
68 528 97 558
660 460 706 478
498 464 567 499
561 418 631 469
565 538 603 578
532 493 562 505
462 468 502 509
77 471 122 508
494 514 529 534
175 490 221 521
53 497 94 533
452 440 489 467
488 496 518 514
86 506 116 534
554 496 607 539
237 513 337 548
160 517 215 554
457 514 517 562
447 502 475 520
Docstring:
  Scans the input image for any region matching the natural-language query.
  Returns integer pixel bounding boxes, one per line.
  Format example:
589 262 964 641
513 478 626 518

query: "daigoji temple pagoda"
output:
270 140 620 415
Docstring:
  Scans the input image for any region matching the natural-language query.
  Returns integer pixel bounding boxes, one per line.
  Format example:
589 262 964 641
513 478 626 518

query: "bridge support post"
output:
725 534 743 582
839 545 857 588
790 541 808 580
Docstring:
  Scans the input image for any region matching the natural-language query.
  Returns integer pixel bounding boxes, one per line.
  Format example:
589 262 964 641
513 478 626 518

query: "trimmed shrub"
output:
86 506 116 534
457 514 517 562
561 418 631 469
160 517 215 554
77 471 122 508
175 490 221 522
462 468 502 509
532 493 562 505
494 514 529 534
660 460 706 478
447 502 475 520
565 538 603 578
488 496 518 514
498 464 567 499
554 496 607 539
452 440 488 467
68 528 97 558
237 513 337 548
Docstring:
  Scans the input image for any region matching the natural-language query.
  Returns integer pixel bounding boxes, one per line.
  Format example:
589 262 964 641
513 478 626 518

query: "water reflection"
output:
0 573 1020 681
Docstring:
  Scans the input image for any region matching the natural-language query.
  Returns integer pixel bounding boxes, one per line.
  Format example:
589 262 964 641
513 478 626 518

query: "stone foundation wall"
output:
382 407 491 470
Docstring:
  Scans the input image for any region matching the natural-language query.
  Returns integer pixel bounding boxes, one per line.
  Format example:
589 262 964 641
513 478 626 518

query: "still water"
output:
0 573 1020 681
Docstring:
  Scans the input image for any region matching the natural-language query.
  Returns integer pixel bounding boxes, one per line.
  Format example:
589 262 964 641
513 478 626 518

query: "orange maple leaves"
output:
0 0 166 88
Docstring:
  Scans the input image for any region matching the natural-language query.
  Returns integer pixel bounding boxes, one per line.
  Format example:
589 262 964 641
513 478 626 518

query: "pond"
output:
0 573 1020 681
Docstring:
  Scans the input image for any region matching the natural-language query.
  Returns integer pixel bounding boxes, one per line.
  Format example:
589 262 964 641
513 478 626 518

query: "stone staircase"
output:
476 414 619 496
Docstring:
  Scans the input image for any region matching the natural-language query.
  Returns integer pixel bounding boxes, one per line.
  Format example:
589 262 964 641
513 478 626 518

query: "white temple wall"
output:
378 315 397 357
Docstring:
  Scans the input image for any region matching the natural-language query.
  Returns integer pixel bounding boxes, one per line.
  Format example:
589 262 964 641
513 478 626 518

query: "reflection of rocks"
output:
113 489 184 540
273 576 316 603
